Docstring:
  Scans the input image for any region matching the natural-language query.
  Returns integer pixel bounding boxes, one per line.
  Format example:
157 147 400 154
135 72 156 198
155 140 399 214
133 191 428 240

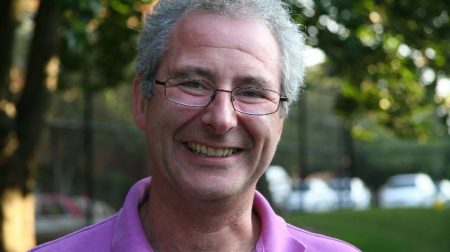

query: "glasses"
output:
154 78 288 116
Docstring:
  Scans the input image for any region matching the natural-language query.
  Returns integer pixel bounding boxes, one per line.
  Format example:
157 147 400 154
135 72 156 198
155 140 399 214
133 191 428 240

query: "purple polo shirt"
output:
30 178 360 252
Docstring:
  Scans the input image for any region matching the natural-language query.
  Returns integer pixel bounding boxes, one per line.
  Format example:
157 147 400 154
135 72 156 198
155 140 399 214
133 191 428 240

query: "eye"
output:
235 88 266 98
179 80 205 89
233 87 280 104
233 88 273 104
234 88 269 99
174 79 211 96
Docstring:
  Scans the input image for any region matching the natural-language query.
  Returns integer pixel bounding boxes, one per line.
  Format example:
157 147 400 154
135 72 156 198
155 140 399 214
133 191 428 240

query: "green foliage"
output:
59 0 148 92
292 0 450 139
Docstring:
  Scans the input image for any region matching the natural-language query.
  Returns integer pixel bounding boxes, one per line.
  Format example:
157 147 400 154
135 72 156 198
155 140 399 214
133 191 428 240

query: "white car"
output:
378 173 436 208
285 178 338 213
435 179 450 207
328 177 372 210
265 165 292 209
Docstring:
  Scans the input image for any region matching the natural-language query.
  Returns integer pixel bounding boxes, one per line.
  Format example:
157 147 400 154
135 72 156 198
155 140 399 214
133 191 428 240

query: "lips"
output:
187 142 239 157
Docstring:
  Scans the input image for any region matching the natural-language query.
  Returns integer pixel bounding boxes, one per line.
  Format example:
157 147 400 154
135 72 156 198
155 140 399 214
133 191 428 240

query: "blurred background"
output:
0 0 449 251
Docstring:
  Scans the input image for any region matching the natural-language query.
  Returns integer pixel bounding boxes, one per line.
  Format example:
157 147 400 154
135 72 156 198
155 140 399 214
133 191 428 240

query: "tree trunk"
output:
0 0 16 98
0 0 20 251
0 0 62 251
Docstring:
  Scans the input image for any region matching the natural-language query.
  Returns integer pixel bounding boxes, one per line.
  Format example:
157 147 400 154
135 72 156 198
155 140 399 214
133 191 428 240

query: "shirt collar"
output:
112 178 154 252
111 177 305 252
253 191 306 251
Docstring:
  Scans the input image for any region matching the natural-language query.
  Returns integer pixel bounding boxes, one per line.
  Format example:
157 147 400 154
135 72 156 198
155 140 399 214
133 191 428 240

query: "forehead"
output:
161 12 281 86
177 12 276 47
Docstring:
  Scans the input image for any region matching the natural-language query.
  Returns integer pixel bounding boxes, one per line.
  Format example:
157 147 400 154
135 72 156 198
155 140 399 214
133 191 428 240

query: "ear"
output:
132 77 146 129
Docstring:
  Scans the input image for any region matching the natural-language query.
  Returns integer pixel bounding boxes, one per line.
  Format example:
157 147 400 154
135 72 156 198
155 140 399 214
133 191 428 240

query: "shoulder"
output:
286 223 361 252
30 178 153 252
253 191 360 251
29 214 118 252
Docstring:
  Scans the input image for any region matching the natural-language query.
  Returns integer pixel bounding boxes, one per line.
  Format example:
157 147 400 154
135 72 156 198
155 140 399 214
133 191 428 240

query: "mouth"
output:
187 142 241 157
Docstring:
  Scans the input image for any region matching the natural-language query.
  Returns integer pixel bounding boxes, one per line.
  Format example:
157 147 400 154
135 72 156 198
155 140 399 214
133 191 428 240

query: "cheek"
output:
243 116 283 150
264 115 284 139
142 93 174 147
261 118 284 163
274 117 284 143
144 97 200 142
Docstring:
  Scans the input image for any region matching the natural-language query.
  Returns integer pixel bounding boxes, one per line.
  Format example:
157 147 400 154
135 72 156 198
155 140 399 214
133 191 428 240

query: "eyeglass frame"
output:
153 78 288 116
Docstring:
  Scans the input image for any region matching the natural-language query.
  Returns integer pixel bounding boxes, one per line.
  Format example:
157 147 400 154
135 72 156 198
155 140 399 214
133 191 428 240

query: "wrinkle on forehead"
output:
171 13 281 68
196 45 279 71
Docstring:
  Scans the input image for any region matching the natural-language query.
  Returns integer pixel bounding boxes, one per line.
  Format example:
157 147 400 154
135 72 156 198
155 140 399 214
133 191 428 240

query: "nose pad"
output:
201 91 238 134
209 92 218 104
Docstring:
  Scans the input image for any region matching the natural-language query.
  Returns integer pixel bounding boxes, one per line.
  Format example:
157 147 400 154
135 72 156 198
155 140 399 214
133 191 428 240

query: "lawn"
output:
283 208 450 252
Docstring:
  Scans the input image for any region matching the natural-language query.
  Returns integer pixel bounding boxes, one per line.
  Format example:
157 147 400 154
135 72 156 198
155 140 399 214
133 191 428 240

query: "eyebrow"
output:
171 65 271 88
239 76 269 89
171 66 215 80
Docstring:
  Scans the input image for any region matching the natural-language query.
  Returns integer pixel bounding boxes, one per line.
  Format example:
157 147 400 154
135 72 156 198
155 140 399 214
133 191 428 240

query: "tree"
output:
0 0 16 96
283 0 450 180
0 0 62 250
0 0 152 250
291 0 450 139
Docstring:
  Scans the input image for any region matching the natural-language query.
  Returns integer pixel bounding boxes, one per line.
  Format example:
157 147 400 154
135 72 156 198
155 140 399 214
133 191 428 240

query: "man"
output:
31 0 360 251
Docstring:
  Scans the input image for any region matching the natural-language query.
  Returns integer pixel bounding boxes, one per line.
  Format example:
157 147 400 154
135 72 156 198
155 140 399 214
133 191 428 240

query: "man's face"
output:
135 13 284 201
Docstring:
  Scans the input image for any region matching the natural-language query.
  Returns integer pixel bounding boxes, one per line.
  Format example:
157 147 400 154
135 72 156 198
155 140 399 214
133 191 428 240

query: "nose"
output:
200 90 237 134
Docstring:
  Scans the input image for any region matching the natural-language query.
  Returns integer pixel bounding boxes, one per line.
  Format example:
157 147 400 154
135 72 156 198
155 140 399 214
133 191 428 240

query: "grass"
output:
283 208 450 252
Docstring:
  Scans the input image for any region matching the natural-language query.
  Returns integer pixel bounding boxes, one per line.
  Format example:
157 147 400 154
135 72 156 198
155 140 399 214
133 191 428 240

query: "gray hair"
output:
136 0 305 115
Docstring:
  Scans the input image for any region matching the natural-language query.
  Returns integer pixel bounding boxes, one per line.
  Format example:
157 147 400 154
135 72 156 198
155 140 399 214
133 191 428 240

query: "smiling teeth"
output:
187 142 237 157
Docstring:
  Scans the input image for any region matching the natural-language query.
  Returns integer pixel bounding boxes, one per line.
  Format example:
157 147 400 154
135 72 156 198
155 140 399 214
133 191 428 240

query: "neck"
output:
139 180 260 252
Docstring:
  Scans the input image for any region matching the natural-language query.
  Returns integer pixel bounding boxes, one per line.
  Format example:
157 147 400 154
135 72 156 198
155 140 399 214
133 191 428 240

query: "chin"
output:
183 182 247 202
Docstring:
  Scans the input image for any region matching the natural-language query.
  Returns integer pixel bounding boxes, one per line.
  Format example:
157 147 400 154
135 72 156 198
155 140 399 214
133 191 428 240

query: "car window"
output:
386 177 415 188
328 180 351 190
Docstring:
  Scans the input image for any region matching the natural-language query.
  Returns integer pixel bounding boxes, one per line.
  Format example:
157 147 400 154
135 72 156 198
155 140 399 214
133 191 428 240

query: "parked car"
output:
35 193 115 243
435 179 450 207
265 165 292 209
378 173 436 208
285 178 338 213
328 177 372 210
